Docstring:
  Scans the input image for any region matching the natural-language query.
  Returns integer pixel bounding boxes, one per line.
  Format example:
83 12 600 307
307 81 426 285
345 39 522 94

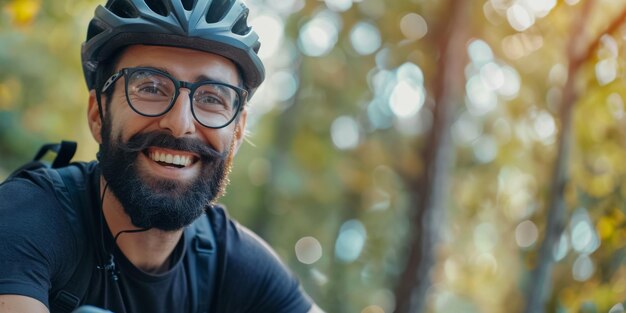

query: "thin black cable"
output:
97 181 150 281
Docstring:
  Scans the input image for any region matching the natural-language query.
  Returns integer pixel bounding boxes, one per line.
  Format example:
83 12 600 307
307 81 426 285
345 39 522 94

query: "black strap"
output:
48 165 95 313
25 141 94 313
32 141 77 168
188 214 218 313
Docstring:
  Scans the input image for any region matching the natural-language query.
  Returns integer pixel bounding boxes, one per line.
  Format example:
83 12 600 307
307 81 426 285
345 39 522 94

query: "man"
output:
0 0 322 312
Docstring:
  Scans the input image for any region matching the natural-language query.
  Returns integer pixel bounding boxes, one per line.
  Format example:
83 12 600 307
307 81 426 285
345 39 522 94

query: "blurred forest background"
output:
2 0 626 312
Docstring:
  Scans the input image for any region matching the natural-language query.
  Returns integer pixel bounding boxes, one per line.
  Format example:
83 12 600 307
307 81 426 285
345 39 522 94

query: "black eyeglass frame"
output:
101 67 248 129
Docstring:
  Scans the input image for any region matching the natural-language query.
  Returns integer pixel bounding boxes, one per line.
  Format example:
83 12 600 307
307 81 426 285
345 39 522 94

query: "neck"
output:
100 176 183 274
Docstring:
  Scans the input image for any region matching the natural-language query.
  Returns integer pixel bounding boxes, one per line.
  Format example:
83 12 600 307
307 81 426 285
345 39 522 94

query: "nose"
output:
158 90 196 136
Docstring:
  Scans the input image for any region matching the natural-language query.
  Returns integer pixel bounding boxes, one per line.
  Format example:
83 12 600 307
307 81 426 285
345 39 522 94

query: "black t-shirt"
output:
0 162 313 313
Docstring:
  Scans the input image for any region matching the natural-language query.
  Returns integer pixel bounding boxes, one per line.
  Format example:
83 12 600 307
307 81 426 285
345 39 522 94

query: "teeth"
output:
149 151 192 167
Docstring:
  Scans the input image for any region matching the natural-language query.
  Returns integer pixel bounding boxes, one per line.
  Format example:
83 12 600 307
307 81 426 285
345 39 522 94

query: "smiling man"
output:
0 1 321 313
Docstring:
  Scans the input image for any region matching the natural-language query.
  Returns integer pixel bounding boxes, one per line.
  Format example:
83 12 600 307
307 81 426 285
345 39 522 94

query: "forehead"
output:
115 45 241 85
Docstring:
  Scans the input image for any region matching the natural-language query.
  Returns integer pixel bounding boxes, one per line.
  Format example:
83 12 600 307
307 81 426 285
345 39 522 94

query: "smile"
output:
145 148 198 168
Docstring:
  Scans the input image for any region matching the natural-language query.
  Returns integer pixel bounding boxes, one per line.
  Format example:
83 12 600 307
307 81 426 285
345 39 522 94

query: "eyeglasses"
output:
101 67 248 129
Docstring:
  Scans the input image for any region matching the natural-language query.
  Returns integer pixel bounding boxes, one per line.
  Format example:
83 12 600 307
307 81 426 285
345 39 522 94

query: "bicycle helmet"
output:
82 0 264 98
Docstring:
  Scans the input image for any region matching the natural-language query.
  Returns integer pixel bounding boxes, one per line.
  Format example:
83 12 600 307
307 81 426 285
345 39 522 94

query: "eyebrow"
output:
135 65 241 87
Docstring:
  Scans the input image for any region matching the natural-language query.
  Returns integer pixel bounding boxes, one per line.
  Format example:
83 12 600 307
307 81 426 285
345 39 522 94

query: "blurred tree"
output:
4 0 626 313
393 0 471 312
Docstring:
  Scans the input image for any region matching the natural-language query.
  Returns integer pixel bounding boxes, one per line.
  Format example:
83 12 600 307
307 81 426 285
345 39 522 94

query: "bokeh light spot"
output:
532 111 556 144
468 39 494 66
472 135 498 163
480 62 505 90
400 13 427 41
298 11 341 57
466 76 497 116
325 0 352 12
570 208 600 255
335 219 367 263
552 233 569 262
515 220 538 248
507 4 535 31
572 254 594 281
497 65 521 99
350 22 381 55
525 0 557 17
295 236 323 264
250 14 284 59
474 222 498 252
331 116 360 150
269 71 298 102
389 81 424 118
607 93 624 119
452 112 483 145
595 58 617 86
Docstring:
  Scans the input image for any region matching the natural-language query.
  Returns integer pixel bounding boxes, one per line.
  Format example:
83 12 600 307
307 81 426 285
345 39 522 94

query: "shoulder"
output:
206 205 313 313
208 205 283 271
0 165 92 307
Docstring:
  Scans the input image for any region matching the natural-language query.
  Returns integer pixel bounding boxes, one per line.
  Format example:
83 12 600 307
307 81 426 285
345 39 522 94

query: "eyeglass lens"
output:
126 69 240 128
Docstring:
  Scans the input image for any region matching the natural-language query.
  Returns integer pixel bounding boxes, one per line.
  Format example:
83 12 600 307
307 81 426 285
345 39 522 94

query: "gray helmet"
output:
82 0 265 97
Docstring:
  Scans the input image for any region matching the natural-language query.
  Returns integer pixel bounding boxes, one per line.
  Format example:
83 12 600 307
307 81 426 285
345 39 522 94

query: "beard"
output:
99 114 233 231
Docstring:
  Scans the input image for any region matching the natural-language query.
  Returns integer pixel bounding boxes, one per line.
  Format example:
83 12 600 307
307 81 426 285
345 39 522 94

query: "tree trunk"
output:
393 1 470 312
521 2 626 312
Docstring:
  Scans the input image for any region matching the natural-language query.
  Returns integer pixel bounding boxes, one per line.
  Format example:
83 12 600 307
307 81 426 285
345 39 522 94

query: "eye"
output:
193 84 237 111
195 92 224 105
137 84 166 96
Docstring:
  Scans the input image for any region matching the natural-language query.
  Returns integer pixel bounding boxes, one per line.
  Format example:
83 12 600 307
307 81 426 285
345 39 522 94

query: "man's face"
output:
90 45 246 231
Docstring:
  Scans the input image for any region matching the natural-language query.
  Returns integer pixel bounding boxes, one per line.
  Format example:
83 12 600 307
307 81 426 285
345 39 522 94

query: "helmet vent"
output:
86 20 107 42
181 0 195 11
108 0 140 18
205 0 234 23
145 0 171 17
232 11 251 36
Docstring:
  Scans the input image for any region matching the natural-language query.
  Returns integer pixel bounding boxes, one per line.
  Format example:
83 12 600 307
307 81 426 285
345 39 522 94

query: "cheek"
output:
200 127 236 152
108 103 154 141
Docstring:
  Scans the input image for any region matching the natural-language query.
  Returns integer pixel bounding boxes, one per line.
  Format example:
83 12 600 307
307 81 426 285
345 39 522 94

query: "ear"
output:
232 109 247 154
87 90 103 144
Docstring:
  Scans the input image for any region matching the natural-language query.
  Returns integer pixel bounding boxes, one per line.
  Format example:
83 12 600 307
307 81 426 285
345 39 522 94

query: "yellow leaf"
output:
597 216 614 240
587 174 615 198
4 0 41 27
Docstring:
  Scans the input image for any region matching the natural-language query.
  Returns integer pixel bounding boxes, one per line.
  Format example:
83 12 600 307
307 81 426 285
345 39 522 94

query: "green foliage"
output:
3 0 626 312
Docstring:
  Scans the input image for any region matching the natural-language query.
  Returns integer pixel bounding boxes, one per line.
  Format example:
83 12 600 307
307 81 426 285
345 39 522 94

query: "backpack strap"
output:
17 141 95 313
187 213 218 313
8 141 77 180
49 165 96 313
32 141 77 169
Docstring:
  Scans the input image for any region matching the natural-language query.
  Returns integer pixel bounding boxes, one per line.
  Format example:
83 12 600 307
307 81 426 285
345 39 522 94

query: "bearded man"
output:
0 1 322 312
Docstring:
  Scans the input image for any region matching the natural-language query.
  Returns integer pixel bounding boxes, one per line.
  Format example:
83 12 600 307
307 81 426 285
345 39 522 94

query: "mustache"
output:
118 131 227 161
